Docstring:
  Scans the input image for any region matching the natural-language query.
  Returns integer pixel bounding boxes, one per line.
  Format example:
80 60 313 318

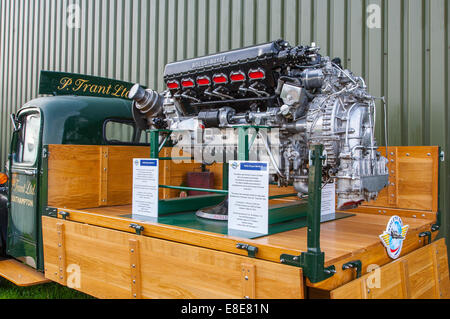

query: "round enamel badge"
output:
379 216 409 259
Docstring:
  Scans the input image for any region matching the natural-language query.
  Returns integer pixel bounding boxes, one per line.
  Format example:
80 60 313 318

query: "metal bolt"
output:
58 243 61 247
427 153 431 156
406 153 410 156
293 256 298 261
412 215 416 218
130 249 134 253
133 280 136 284
132 264 136 268
244 296 250 299
367 289 371 294
245 276 248 281
280 258 285 263
133 294 137 298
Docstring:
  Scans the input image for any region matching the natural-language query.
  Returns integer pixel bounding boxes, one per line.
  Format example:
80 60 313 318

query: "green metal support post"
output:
149 130 160 159
223 126 252 190
237 126 250 161
280 144 336 283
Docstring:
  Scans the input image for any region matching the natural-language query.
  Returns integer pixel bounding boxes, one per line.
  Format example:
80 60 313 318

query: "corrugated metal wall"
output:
1 0 449 239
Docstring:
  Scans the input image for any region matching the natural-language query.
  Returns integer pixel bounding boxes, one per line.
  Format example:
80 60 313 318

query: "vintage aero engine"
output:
129 39 389 215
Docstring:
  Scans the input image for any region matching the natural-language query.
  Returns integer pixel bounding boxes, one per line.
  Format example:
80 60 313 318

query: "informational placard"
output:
132 159 159 219
320 182 336 221
228 161 269 237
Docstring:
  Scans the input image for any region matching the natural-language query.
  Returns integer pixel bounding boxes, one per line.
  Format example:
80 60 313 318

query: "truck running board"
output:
0 258 50 287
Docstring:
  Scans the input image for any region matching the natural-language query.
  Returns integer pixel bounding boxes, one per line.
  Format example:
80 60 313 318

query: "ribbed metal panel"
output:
0 0 449 239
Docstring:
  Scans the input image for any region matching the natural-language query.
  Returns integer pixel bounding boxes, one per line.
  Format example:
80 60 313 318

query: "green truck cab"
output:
0 72 146 272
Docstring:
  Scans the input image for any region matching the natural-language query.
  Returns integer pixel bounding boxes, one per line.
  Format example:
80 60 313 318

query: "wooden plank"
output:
129 239 141 299
54 204 435 291
407 242 436 299
359 146 439 214
99 146 108 206
241 263 255 299
105 145 150 205
158 147 203 199
56 222 67 286
400 260 411 299
0 259 50 287
48 145 102 209
435 239 450 299
361 279 369 299
48 145 204 208
387 147 398 206
338 206 436 220
66 205 434 263
431 244 441 298
331 238 449 299
42 216 304 299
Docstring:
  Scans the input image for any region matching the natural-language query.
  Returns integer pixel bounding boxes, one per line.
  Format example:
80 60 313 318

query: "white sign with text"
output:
132 158 159 218
321 182 336 217
228 161 269 236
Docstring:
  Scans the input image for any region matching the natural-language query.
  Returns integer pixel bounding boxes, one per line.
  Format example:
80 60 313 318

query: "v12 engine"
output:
130 39 388 210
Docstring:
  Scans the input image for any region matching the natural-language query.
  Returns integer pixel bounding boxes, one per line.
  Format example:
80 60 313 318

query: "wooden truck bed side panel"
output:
47 144 297 210
42 215 304 299
350 146 440 220
330 238 450 299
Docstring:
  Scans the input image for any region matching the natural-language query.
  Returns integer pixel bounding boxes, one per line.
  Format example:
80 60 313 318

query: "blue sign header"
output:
140 159 158 167
240 162 267 171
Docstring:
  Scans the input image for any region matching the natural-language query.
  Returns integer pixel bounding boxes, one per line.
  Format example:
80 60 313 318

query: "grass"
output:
0 277 93 299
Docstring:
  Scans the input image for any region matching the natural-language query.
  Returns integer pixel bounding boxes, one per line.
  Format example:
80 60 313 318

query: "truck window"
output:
103 119 149 145
14 113 41 165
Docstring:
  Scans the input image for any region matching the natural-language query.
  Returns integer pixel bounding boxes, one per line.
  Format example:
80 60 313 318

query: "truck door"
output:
7 109 41 268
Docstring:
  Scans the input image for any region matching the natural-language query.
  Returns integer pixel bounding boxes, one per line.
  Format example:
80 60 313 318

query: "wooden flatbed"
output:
39 144 449 299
